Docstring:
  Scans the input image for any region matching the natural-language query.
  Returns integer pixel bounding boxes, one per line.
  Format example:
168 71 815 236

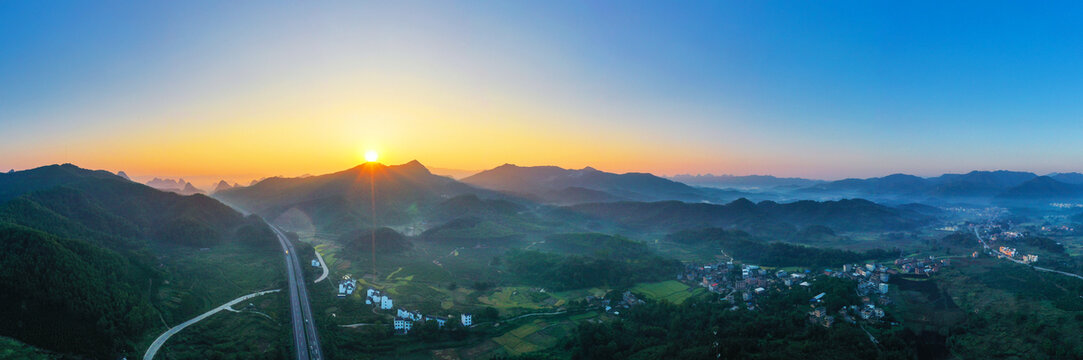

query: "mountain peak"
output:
213 180 233 193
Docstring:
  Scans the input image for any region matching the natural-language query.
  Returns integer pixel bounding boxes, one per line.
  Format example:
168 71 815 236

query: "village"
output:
678 251 954 328
334 274 474 335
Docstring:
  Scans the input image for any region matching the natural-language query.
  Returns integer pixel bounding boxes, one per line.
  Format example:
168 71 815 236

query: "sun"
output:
364 150 379 162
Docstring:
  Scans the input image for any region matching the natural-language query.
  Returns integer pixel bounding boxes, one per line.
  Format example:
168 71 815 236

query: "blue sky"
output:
3 1 1083 180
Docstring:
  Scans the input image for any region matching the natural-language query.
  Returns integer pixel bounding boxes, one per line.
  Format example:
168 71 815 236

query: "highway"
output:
270 225 323 360
143 289 280 360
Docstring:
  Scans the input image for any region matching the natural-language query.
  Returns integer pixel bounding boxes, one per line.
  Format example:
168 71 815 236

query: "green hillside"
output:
0 164 282 358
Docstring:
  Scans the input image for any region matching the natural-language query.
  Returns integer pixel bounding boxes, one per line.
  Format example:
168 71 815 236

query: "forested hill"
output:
0 164 249 248
0 163 121 203
666 228 898 268
0 164 279 358
567 198 932 235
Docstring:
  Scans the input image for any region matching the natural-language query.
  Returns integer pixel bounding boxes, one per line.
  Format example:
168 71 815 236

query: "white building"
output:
337 279 357 297
878 283 889 294
380 296 393 310
461 313 473 326
424 315 447 328
393 317 413 334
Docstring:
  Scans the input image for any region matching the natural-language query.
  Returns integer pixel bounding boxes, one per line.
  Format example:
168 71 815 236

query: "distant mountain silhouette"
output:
995 176 1083 201
803 174 930 196
796 170 1066 204
1048 172 1083 185
145 177 205 195
146 177 182 190
215 161 496 234
116 170 131 180
213 180 233 193
929 170 1038 197
178 182 205 195
462 164 707 204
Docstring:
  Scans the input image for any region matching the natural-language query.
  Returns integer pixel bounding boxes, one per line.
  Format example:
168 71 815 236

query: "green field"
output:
631 280 704 304
477 287 556 311
489 313 595 356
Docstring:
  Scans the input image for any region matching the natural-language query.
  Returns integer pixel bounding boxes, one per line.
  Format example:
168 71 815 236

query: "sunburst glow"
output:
364 150 379 163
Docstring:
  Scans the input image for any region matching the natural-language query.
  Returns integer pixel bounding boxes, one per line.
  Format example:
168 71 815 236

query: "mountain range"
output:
145 177 205 195
214 160 495 234
461 164 713 204
215 161 942 239
799 170 1083 204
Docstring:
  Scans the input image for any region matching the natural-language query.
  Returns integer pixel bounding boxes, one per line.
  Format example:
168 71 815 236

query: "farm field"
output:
631 280 704 305
486 312 602 357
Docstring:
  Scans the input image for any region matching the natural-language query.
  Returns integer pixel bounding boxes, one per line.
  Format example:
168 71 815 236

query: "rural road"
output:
314 249 329 284
974 226 1083 280
469 310 568 328
143 289 280 360
271 225 324 360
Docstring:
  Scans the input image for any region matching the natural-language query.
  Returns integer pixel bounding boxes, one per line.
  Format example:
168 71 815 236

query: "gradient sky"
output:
4 1 1083 181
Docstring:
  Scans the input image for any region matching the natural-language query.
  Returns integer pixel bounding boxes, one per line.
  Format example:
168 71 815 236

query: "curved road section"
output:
271 225 324 360
314 249 329 284
143 289 281 360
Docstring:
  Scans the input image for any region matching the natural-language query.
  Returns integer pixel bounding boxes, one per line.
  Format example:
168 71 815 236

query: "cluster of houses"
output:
1039 224 1075 235
364 288 394 310
994 246 1039 264
807 305 834 328
337 275 357 297
808 267 891 328
891 257 948 276
351 289 472 335
391 309 474 334
579 290 644 316
989 231 1023 242
680 251 947 321
680 261 816 310
838 303 886 324
833 263 891 296
334 277 475 335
